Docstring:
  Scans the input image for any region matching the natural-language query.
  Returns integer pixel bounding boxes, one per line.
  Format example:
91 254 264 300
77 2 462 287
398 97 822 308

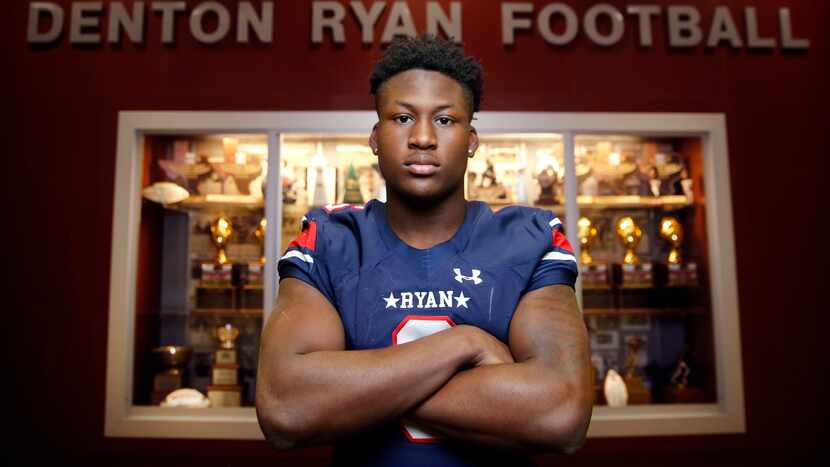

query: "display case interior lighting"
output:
336 144 372 154
237 143 267 156
311 142 326 167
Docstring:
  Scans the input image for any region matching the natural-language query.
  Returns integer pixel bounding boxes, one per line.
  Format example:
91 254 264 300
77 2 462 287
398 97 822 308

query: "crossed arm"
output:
255 278 593 453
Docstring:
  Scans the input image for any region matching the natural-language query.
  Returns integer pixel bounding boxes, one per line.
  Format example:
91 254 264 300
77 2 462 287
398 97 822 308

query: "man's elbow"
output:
533 381 593 454
256 394 315 450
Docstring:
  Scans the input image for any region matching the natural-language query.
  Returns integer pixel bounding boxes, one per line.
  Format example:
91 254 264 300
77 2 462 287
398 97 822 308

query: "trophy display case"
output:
573 135 713 407
109 112 743 439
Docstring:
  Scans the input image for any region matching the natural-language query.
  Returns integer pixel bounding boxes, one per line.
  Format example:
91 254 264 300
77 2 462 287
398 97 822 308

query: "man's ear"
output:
467 126 479 158
369 123 379 156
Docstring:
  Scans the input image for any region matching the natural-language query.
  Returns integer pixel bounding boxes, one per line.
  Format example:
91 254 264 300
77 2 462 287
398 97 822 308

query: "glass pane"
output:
468 134 565 212
574 134 715 407
134 133 268 408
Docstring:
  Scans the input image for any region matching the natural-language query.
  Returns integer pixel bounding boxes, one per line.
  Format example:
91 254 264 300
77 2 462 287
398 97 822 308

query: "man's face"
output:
369 69 478 205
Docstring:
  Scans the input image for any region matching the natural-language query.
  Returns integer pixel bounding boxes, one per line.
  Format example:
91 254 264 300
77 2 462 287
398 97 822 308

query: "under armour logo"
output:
453 268 482 285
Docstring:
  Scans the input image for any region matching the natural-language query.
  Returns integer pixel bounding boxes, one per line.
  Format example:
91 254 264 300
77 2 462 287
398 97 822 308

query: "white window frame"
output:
106 111 744 439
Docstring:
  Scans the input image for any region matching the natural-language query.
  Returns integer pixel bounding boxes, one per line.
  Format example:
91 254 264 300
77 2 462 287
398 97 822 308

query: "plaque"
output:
212 364 240 386
615 216 653 288
578 217 609 288
659 217 698 287
207 385 242 407
622 336 651 404
152 346 191 405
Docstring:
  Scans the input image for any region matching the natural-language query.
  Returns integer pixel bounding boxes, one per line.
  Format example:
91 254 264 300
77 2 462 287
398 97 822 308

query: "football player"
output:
257 34 592 467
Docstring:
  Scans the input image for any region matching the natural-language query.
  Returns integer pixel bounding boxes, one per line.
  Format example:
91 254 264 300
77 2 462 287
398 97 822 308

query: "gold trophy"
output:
659 216 698 287
240 217 266 308
210 215 233 265
622 336 651 404
578 217 608 288
616 216 652 288
198 215 234 307
616 216 642 265
208 323 242 407
255 218 267 265
578 217 598 265
659 217 683 264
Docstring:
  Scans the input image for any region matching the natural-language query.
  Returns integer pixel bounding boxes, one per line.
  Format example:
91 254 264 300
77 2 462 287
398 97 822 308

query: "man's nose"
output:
408 119 437 150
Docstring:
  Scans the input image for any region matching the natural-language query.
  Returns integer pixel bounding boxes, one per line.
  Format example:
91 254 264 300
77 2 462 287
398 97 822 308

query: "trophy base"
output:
242 262 263 287
208 385 242 407
618 262 654 289
581 263 610 289
664 385 705 404
623 376 651 404
665 262 698 287
200 263 233 287
212 363 240 386
240 285 263 309
196 286 235 309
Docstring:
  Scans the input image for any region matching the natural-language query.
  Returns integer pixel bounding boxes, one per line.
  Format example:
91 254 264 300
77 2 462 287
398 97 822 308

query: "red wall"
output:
8 0 825 465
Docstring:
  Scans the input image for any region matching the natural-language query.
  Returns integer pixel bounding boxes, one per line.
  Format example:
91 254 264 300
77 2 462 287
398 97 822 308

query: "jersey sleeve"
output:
525 211 579 292
277 210 336 305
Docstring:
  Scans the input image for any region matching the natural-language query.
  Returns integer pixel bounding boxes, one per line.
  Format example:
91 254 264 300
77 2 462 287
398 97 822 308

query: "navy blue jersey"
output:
277 199 578 467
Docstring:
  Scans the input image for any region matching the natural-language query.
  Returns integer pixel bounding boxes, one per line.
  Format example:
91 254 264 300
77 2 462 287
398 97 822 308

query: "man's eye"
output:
394 115 413 124
435 117 453 126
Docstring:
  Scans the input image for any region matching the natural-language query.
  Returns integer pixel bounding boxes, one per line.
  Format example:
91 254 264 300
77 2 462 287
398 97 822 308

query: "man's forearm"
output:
257 326 477 448
409 358 593 453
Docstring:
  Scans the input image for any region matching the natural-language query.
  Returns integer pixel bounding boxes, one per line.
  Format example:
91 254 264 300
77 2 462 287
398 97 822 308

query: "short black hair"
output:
369 34 484 117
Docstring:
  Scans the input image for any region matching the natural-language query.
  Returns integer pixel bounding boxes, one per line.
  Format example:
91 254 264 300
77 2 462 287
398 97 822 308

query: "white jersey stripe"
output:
280 250 315 264
549 217 562 228
542 250 577 263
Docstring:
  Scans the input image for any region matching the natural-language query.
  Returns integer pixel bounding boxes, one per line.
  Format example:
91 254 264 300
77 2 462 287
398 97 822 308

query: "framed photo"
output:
595 315 620 331
591 330 620 350
621 314 651 331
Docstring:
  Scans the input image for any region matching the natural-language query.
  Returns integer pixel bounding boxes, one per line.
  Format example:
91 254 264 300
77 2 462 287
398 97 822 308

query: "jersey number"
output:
391 315 455 443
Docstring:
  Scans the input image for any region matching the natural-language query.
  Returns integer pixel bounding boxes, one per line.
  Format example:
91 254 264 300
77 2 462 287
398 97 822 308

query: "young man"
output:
256 35 592 466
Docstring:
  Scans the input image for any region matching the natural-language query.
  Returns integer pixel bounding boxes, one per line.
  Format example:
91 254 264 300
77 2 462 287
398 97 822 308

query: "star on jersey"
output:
383 292 399 309
383 290 471 310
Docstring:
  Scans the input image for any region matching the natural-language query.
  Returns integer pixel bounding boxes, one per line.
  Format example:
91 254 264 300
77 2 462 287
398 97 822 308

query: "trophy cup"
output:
152 345 192 405
207 323 242 407
578 217 609 288
622 336 651 404
659 217 698 287
198 215 235 308
615 216 652 288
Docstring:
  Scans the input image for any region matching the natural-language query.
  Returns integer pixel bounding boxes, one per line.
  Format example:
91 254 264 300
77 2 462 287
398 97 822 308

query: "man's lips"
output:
404 155 440 176
405 163 439 176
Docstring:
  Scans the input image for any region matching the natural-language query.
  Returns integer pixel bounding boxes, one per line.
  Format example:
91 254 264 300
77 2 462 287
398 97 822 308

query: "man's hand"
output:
408 284 593 454
456 325 515 367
